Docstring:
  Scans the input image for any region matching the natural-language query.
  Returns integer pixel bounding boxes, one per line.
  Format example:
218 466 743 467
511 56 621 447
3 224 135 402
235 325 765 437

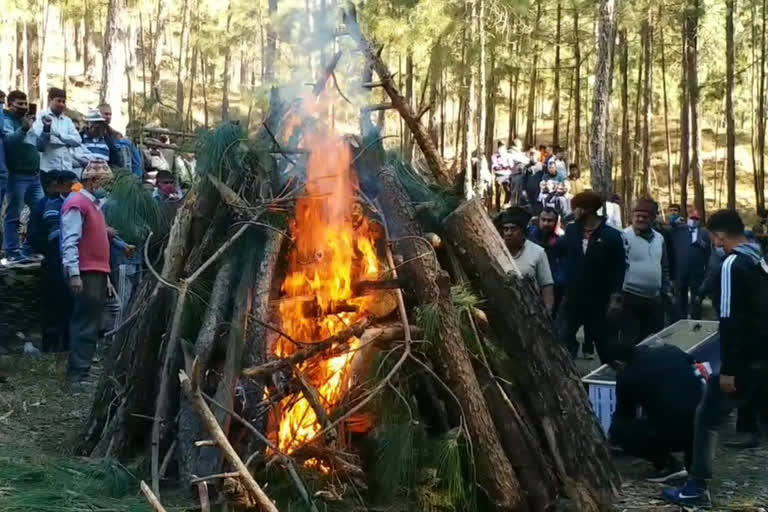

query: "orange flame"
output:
275 132 380 455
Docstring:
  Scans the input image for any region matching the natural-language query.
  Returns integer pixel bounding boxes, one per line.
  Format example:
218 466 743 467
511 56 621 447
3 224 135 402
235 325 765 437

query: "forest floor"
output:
0 333 765 511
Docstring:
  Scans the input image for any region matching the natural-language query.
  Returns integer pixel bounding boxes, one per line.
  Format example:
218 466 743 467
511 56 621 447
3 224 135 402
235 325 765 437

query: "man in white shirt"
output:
33 87 82 175
495 207 555 312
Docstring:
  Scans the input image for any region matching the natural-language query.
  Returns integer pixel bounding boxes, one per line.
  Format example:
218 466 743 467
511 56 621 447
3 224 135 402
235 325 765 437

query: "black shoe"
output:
647 456 688 483
724 432 760 449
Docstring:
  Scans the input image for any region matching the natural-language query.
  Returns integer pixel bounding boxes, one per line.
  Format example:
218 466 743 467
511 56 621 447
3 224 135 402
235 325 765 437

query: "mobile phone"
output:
28 103 37 116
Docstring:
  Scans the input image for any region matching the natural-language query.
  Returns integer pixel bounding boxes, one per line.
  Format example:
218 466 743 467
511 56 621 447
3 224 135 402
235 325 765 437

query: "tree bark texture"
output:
553 0 562 146
641 17 653 197
221 6 233 122
686 0 706 219
573 5 582 166
404 52 415 163
659 15 674 205
759 0 767 215
620 30 632 209
680 14 691 214
726 0 737 209
443 199 620 511
101 0 128 132
264 0 278 84
370 163 524 512
589 0 618 197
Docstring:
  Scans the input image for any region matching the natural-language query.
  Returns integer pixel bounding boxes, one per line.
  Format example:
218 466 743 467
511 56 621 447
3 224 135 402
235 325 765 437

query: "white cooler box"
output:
582 320 720 434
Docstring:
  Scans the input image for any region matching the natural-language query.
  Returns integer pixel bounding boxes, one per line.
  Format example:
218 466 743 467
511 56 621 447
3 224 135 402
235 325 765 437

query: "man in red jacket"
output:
61 162 114 386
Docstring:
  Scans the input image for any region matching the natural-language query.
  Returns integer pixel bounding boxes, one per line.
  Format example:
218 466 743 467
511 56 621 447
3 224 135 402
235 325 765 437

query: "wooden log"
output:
362 160 523 510
443 198 621 509
179 371 280 512
241 317 372 379
344 14 453 186
140 480 168 512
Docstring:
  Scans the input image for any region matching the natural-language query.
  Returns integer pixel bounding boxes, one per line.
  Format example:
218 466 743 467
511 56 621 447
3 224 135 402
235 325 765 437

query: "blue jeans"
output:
3 173 44 258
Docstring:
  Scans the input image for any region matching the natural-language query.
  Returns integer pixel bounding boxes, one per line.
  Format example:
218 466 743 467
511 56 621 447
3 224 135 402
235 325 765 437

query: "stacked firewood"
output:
78 13 622 512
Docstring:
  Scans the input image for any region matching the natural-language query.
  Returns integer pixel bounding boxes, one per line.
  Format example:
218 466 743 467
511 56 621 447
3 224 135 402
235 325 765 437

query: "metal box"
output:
582 320 721 434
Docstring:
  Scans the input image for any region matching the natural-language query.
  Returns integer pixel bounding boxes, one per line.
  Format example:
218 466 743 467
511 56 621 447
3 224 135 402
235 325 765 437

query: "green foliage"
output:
386 152 461 231
195 121 249 182
0 450 188 512
105 171 166 245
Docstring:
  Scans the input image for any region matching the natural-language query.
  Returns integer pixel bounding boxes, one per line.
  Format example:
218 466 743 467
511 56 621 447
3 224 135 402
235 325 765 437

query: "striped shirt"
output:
81 135 111 162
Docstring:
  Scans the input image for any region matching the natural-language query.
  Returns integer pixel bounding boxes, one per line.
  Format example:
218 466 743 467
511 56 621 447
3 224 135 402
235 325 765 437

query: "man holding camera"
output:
2 90 44 266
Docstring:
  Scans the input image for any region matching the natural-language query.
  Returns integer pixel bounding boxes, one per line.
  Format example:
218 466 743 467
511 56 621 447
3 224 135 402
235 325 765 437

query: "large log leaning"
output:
443 198 621 510
372 164 524 511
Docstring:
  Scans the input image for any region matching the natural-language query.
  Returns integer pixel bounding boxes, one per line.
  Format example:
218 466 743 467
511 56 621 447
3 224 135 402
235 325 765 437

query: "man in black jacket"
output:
555 191 626 361
608 340 705 482
664 210 768 507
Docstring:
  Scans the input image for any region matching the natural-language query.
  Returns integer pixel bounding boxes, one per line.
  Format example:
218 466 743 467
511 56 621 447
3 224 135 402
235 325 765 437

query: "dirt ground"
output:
0 341 766 511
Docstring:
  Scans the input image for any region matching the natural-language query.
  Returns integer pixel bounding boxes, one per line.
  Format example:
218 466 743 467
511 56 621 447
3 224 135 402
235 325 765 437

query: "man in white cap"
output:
81 109 123 167
61 162 131 386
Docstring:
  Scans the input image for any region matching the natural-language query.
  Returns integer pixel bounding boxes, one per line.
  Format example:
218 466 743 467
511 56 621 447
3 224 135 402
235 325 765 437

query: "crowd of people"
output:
492 140 767 508
0 87 186 386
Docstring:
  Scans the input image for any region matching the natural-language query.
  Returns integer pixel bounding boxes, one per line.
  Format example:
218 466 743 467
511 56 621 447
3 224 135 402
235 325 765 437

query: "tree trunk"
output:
589 0 618 196
632 34 644 196
508 68 519 145
38 0 50 105
687 0 706 219
620 30 632 208
641 16 653 197
101 0 128 132
573 5 582 166
476 0 489 199
759 0 767 215
201 52 209 127
27 19 40 103
175 0 189 125
726 0 737 209
404 52 415 163
525 0 542 148
74 19 82 63
83 11 95 79
443 199 620 511
364 159 524 511
553 0 562 146
680 14 691 214
264 0 278 84
659 12 674 205
150 0 165 95
221 7 232 122
485 47 497 160
427 43 441 146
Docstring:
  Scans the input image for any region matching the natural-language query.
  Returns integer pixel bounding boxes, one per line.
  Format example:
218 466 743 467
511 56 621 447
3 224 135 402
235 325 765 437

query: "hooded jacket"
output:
719 242 768 380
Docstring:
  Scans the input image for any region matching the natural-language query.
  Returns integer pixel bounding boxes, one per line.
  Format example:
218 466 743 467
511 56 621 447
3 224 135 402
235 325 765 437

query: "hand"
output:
606 293 623 321
70 275 83 296
720 374 737 394
42 116 52 131
124 245 136 258
106 227 117 238
22 115 34 130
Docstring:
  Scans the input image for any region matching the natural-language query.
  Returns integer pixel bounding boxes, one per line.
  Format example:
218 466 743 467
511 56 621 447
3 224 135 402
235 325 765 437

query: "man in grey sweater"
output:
620 198 672 346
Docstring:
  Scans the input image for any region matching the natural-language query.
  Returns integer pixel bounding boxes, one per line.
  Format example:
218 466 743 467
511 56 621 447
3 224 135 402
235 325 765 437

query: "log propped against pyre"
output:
77 8 620 512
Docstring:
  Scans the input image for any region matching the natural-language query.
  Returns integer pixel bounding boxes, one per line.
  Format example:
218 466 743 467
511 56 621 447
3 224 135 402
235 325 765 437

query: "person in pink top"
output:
61 162 130 386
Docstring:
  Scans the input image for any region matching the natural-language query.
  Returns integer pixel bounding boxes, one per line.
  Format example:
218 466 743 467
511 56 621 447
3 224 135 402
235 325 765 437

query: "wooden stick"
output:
197 481 210 512
293 368 335 444
190 471 241 484
140 480 168 512
361 103 394 112
241 317 371 378
158 439 177 479
180 370 280 512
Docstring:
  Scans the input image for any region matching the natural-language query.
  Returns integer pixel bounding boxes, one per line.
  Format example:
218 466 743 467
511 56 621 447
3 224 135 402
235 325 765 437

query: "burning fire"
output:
275 132 380 455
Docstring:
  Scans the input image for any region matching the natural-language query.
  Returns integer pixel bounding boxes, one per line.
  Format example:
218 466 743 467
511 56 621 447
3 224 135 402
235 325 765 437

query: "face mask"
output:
669 214 679 225
159 183 175 195
715 247 726 258
687 218 700 228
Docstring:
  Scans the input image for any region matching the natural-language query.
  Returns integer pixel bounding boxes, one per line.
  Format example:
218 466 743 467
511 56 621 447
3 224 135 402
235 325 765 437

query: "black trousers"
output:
557 299 613 362
610 415 694 470
41 257 71 353
621 292 665 346
67 272 108 381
